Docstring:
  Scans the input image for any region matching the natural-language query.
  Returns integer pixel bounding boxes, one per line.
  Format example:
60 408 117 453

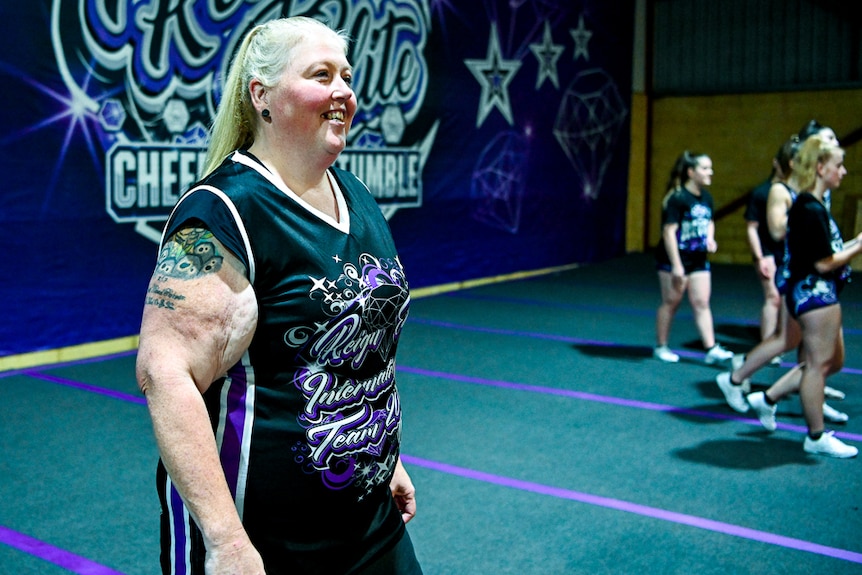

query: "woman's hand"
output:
205 531 266 575
389 459 417 524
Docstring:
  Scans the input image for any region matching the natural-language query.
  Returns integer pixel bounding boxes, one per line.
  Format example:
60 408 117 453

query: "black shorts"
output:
354 530 423 575
656 250 710 275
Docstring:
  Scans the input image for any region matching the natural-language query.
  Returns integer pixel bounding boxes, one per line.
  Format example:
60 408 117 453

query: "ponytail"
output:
201 27 261 177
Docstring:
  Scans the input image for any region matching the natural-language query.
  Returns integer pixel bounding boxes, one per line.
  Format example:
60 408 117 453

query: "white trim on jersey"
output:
231 150 351 234
161 183 258 285
236 370 255 519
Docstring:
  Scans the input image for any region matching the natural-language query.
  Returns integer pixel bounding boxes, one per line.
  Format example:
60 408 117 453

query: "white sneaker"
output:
705 344 734 364
747 392 777 431
716 372 750 413
823 402 849 423
653 345 679 363
824 386 846 400
803 431 858 458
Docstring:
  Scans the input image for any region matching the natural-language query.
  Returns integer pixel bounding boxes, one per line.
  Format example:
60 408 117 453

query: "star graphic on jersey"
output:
357 462 375 478
570 15 592 61
376 458 391 478
464 22 522 127
309 275 328 294
530 21 565 89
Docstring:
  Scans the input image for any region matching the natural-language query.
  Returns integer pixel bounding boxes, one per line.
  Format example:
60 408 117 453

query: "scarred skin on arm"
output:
136 227 265 574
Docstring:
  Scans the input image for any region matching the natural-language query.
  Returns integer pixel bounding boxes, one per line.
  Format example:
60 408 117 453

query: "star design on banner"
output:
529 20 565 89
464 22 522 127
570 15 592 61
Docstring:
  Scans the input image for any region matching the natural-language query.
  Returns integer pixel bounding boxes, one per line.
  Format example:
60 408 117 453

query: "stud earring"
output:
262 109 270 118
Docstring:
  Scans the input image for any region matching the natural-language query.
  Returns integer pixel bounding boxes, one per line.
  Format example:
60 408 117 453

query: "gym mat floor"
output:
2 253 860 574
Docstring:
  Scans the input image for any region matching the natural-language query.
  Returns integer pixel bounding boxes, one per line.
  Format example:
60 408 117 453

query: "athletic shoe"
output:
653 345 679 363
824 386 846 400
729 354 751 393
715 372 750 413
823 402 849 423
803 431 858 458
705 344 734 364
747 392 777 431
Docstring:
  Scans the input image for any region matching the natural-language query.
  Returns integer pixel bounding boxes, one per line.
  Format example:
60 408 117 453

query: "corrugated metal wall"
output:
653 0 862 95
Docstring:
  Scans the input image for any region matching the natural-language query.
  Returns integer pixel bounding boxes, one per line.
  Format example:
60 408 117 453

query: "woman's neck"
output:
248 141 331 195
811 181 828 203
785 175 801 194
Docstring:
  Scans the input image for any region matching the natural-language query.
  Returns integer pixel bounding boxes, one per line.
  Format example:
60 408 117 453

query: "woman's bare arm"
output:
136 227 263 573
766 183 792 242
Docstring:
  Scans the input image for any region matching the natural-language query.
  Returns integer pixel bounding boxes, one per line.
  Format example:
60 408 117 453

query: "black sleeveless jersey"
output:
157 150 411 574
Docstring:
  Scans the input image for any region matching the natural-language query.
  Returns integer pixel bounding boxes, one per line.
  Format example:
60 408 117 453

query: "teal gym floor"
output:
2 253 860 574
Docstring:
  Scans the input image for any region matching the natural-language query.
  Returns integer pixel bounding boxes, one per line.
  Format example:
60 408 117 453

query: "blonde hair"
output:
793 135 843 192
202 17 350 177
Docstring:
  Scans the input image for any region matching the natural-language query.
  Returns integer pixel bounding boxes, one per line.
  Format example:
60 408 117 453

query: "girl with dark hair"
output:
653 151 733 365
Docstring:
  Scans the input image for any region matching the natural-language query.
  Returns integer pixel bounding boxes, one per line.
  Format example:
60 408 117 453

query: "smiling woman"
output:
134 16 423 575
653 151 734 367
247 34 357 196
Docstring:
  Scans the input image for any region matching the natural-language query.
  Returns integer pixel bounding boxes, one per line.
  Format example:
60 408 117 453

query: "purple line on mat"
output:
407 317 862 376
409 317 598 343
0 525 126 574
23 371 146 405
400 455 862 564
438 292 862 337
397 365 862 443
444 292 657 317
20 360 862 442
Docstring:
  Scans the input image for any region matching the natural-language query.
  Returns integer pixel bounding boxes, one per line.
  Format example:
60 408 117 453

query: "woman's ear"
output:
249 78 268 114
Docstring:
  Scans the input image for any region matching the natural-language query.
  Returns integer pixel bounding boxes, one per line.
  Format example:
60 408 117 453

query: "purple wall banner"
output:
0 0 634 356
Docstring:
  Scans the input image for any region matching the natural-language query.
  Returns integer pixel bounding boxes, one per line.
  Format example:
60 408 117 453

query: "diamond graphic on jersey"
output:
362 282 404 330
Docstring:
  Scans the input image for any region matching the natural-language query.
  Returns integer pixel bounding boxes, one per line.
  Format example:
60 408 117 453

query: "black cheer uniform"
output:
155 150 419 574
655 187 714 273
